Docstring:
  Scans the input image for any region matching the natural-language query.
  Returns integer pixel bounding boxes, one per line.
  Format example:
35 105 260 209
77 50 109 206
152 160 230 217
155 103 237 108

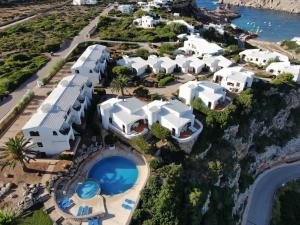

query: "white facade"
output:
203 55 233 72
117 56 148 76
179 34 224 58
266 62 300 82
179 81 226 109
133 16 160 28
239 49 289 66
72 0 96 5
99 98 148 139
22 75 93 156
213 67 254 93
291 37 300 45
117 5 133 14
167 20 195 33
174 55 205 74
204 23 225 35
71 44 110 85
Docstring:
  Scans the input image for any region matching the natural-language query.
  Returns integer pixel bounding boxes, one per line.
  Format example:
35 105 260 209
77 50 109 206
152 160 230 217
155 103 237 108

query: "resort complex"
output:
1 1 300 225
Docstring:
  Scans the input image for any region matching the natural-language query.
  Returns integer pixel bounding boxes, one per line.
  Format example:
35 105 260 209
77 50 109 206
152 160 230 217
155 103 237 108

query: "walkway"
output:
0 6 113 121
242 161 300 225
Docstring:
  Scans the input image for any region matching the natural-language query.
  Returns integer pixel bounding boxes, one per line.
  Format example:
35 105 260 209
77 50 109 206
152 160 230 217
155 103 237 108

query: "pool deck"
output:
55 144 150 225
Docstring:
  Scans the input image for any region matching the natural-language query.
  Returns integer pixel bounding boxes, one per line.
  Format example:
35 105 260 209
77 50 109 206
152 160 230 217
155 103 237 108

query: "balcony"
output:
173 119 203 143
108 120 148 139
215 97 232 111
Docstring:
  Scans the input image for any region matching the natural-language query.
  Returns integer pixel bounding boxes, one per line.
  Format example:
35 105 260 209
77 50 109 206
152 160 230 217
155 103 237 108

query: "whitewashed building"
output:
117 56 148 76
22 75 93 156
213 67 254 93
72 0 96 5
117 4 134 14
167 20 195 33
266 62 300 82
204 23 225 35
291 37 300 45
179 34 224 58
179 80 227 110
133 16 160 28
71 44 110 85
99 98 148 139
239 49 289 66
174 55 205 74
203 55 233 72
143 100 203 143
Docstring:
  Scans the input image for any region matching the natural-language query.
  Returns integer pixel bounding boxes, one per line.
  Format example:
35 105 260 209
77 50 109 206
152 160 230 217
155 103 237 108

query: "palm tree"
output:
0 136 37 172
111 74 129 96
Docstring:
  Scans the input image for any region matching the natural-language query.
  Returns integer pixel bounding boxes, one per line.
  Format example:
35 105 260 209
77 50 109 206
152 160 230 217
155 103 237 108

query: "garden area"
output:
0 6 101 97
96 15 188 42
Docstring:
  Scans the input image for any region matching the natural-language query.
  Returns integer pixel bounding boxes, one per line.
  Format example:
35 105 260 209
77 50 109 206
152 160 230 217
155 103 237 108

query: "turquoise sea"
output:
196 0 300 42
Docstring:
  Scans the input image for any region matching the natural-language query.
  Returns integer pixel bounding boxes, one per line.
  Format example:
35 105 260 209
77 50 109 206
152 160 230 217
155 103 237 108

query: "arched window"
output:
29 131 40 136
53 131 58 136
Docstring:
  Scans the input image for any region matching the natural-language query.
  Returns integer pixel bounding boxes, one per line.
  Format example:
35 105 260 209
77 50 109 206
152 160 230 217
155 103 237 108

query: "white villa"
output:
266 62 300 82
204 23 225 35
133 16 160 28
117 4 134 14
203 55 233 72
22 75 93 156
291 37 300 45
99 98 148 139
167 20 195 33
117 56 148 76
179 80 227 110
71 44 110 85
239 49 289 66
174 55 205 74
99 97 203 144
179 34 224 58
213 67 254 93
72 0 96 5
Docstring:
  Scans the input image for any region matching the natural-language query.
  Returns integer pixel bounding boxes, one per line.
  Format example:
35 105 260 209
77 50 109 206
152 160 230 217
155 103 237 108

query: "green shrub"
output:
94 87 106 96
58 153 74 161
149 158 164 170
159 43 176 55
133 85 149 98
158 76 174 87
0 208 15 225
129 136 153 154
134 48 150 60
18 209 52 225
119 43 139 50
233 54 241 63
151 123 171 140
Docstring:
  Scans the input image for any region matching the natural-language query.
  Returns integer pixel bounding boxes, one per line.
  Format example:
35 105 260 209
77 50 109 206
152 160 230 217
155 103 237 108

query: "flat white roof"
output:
23 75 88 130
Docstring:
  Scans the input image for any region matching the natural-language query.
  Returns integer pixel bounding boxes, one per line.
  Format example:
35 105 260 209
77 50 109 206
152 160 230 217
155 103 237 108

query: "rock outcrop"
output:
219 0 300 14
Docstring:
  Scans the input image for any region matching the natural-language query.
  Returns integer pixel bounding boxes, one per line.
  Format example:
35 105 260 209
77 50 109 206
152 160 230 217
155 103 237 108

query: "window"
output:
75 70 79 74
37 142 43 147
109 117 112 123
29 131 40 136
53 131 58 136
236 82 240 87
89 69 93 73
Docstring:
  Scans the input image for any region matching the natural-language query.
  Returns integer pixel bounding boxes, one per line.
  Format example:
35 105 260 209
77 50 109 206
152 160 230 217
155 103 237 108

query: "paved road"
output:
0 6 113 120
242 161 300 225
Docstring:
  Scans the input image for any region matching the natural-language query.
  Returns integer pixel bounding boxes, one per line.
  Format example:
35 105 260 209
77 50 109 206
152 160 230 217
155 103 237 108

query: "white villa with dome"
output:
22 75 93 156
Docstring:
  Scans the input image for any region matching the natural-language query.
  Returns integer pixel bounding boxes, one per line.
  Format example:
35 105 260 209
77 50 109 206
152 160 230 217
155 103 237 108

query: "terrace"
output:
174 119 203 143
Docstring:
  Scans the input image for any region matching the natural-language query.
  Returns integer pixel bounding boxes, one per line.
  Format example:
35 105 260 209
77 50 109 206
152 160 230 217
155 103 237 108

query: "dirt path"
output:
247 39 300 61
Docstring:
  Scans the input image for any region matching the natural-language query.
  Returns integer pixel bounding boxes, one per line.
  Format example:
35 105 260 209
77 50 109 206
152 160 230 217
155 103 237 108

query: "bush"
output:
18 209 52 225
129 136 153 154
233 54 241 63
94 87 106 96
104 133 117 146
149 158 164 170
159 43 176 55
58 153 74 161
40 58 65 84
134 48 150 60
119 43 139 50
133 85 149 98
0 209 15 225
158 76 174 87
151 123 171 140
112 66 133 77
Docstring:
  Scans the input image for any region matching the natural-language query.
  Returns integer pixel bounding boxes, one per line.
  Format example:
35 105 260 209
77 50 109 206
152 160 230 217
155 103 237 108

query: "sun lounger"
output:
76 206 83 216
122 204 132 210
83 206 89 215
88 218 93 225
93 217 100 225
125 199 136 205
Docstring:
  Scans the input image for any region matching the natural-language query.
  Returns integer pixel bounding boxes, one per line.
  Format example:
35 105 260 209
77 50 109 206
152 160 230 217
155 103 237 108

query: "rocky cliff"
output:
219 0 300 13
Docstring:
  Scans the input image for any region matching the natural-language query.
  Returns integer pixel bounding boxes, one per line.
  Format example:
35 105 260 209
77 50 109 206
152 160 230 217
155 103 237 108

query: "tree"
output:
111 74 129 96
129 136 153 154
133 85 149 98
112 66 133 77
151 123 171 141
0 208 15 225
0 136 36 171
134 49 150 60
236 88 253 111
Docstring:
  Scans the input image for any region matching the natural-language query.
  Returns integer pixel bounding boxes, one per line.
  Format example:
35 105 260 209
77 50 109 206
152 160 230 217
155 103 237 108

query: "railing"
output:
172 119 203 143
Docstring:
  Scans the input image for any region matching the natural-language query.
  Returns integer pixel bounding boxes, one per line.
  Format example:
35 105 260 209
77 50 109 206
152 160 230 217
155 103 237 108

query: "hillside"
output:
219 0 300 13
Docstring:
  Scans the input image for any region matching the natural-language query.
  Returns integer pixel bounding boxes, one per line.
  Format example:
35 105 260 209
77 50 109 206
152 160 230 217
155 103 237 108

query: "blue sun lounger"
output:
93 217 100 225
88 218 93 225
122 204 132 210
76 206 83 216
125 199 136 205
82 206 89 216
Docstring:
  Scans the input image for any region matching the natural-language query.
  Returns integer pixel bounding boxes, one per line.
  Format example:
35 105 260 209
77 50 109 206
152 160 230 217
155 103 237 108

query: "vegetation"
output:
158 43 177 56
271 179 300 225
129 136 153 154
119 43 139 50
133 85 149 98
111 74 130 96
151 123 171 140
131 48 150 60
0 136 37 171
158 75 174 87
17 209 52 225
97 16 187 42
40 58 65 84
0 208 15 225
281 40 300 54
0 6 100 97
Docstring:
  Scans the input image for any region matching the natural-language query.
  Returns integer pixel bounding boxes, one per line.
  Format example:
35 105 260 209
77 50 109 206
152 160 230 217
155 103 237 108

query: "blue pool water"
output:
196 0 300 41
76 180 100 199
88 156 138 195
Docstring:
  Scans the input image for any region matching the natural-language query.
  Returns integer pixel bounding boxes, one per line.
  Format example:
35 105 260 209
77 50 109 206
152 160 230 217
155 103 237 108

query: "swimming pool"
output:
76 180 100 199
88 156 138 195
